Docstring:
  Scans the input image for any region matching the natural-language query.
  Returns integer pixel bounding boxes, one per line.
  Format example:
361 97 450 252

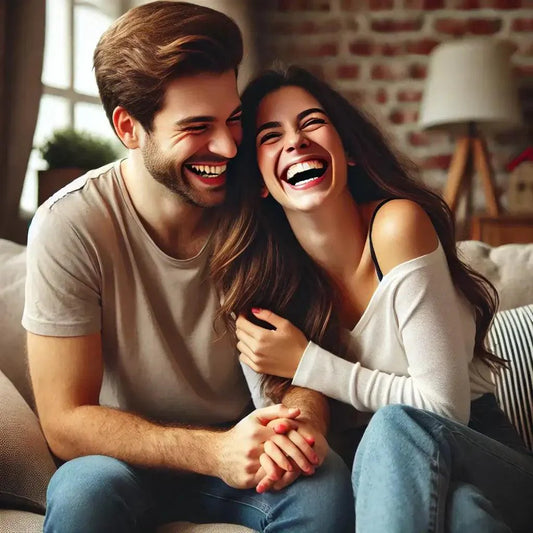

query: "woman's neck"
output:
284 189 367 282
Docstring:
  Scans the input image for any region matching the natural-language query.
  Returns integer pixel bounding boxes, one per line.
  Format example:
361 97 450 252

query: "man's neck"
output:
120 158 214 259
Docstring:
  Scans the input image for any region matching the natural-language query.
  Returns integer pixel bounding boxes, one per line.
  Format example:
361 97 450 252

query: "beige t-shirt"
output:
23 161 251 425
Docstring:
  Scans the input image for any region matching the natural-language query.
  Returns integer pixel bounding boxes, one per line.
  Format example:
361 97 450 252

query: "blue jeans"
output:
352 403 533 533
44 450 354 533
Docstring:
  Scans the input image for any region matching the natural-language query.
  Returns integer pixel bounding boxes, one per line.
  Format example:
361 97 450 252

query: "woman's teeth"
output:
286 160 326 186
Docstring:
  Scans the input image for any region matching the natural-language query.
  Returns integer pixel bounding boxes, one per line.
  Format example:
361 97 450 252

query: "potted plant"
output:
38 128 121 205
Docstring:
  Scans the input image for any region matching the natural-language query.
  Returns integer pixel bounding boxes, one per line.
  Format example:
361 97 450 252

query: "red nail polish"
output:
251 308 261 313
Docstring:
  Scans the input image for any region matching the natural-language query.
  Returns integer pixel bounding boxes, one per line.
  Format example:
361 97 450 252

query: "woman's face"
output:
255 85 348 212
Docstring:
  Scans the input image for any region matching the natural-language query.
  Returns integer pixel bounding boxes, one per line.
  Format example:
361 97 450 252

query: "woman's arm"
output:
238 200 477 423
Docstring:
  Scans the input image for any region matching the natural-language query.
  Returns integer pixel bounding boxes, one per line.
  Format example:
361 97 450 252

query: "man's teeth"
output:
286 160 324 180
189 164 227 177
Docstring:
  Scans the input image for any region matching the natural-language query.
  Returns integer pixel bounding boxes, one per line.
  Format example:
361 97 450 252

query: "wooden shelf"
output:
470 214 533 246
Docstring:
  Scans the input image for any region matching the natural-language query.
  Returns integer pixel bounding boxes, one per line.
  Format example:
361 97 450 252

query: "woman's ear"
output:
347 155 357 167
260 184 269 198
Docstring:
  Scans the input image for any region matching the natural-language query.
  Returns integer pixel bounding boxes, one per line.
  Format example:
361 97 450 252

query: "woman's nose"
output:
285 130 309 152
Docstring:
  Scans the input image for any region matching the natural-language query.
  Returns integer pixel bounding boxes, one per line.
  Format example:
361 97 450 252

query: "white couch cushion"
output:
458 240 533 311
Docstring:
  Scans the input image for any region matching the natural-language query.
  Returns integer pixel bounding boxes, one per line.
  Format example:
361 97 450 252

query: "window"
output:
20 0 125 214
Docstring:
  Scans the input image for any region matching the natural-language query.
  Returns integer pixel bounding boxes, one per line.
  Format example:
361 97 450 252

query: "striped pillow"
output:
488 304 533 451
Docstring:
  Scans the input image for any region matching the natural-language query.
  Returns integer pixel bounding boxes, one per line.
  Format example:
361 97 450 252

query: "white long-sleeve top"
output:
291 242 495 424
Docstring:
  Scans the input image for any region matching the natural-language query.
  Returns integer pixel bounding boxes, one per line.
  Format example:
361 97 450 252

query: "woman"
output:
211 66 533 532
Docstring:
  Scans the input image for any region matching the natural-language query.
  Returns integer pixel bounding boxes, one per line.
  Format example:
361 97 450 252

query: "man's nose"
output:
209 126 239 159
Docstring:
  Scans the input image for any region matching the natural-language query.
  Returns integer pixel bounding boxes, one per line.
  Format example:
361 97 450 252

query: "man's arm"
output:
28 332 300 489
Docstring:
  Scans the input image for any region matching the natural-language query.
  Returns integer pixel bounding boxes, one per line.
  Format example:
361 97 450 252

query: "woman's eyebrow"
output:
256 121 281 137
297 107 326 121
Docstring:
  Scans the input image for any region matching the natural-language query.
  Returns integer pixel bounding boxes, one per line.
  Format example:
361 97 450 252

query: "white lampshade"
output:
419 38 522 131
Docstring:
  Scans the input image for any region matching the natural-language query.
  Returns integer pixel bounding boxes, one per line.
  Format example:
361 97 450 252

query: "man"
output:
23 2 353 532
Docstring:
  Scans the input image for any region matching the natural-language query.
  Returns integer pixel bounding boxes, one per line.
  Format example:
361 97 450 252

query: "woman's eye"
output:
302 118 326 128
258 132 280 145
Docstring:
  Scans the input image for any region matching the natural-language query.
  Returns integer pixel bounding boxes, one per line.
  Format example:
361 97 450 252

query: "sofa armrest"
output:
0 369 56 514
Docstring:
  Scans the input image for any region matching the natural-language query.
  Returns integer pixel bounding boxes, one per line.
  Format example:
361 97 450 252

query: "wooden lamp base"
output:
443 124 500 217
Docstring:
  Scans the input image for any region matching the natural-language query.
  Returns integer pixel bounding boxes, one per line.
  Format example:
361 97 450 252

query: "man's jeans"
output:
44 450 354 533
353 404 533 533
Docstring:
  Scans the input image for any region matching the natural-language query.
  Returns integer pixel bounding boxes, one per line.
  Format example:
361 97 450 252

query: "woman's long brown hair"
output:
211 65 501 403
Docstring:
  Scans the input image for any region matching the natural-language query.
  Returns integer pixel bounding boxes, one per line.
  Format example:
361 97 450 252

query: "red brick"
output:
341 89 367 104
420 154 453 170
490 0 522 8
434 18 467 35
276 0 331 11
512 18 533 32
408 132 432 147
405 38 440 55
337 64 360 79
408 64 427 79
349 39 375 56
371 18 423 32
451 0 480 8
408 131 448 146
376 88 388 104
514 64 533 78
380 42 405 56
342 0 394 9
302 64 326 79
371 64 407 81
403 0 444 9
467 18 502 34
397 89 423 102
389 109 419 124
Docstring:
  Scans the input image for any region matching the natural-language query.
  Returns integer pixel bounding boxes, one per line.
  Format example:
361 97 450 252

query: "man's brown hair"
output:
94 1 243 132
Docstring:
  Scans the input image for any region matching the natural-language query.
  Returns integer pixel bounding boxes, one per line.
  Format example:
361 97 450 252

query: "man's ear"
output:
113 106 141 149
347 155 357 167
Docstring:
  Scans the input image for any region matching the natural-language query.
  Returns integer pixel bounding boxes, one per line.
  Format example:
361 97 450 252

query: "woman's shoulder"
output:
369 199 439 277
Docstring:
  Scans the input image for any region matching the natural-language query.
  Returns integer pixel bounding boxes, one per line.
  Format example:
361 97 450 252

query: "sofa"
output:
1 237 532 532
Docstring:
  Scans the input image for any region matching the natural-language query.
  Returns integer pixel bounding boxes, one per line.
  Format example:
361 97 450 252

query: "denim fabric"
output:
44 451 354 533
352 404 533 533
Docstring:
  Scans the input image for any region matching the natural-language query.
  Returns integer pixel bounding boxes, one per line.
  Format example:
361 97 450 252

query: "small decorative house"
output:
506 147 533 214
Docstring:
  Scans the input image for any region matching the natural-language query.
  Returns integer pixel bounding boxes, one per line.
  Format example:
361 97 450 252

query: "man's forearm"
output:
48 404 222 475
281 386 329 435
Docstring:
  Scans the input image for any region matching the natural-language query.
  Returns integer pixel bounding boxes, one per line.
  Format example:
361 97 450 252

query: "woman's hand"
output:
236 309 309 378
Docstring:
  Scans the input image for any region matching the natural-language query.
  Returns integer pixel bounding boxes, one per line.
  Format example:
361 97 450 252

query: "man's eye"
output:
184 125 208 132
258 132 280 145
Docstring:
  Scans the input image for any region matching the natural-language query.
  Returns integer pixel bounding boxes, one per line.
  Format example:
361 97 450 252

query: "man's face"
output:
141 70 242 208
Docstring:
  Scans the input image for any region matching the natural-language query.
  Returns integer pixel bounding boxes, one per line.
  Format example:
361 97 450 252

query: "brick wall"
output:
253 0 533 209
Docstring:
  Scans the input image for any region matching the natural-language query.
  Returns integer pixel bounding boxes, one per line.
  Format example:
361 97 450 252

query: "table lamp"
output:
419 38 522 216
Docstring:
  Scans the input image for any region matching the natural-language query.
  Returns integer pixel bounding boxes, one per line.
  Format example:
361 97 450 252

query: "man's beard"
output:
141 134 224 208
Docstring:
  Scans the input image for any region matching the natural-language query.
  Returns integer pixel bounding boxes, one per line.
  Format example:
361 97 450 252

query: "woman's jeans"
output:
44 449 354 533
352 400 533 533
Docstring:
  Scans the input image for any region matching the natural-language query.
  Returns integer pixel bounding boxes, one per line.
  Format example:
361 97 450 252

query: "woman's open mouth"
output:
285 159 327 188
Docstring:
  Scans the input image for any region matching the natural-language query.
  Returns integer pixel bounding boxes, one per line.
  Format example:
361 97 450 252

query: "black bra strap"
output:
369 198 396 281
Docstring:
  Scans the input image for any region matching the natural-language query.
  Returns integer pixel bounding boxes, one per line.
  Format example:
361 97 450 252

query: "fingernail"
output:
275 424 288 433
251 308 261 314
304 436 315 445
256 485 265 493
